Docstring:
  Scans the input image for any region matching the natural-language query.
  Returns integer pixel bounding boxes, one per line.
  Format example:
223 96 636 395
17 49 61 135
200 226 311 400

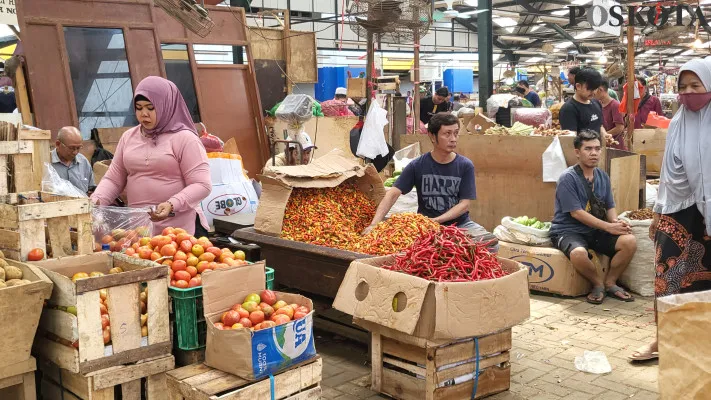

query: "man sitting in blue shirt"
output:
518 80 541 107
550 130 637 304
363 113 492 244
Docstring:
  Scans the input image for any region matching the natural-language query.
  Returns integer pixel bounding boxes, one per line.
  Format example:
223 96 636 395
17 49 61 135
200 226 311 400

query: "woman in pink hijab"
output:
92 76 211 236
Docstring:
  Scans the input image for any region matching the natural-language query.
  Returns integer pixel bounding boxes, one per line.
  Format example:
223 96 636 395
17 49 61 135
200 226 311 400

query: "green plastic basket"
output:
170 266 274 351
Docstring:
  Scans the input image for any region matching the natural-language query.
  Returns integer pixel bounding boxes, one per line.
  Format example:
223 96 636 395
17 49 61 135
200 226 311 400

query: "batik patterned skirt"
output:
654 206 711 297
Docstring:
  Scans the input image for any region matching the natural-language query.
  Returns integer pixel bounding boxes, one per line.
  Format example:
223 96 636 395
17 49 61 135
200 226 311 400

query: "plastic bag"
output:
393 142 421 173
357 99 390 159
41 163 87 198
542 136 567 182
200 133 224 153
275 94 315 126
574 351 612 374
512 108 553 128
493 225 551 247
92 205 153 251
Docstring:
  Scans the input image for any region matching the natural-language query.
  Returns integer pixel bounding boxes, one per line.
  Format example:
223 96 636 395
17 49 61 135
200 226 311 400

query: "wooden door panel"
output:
125 28 163 86
195 66 263 176
23 24 75 132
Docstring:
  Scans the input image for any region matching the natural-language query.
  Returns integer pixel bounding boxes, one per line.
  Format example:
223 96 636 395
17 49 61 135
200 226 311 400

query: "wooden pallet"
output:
368 323 512 400
39 354 174 400
166 357 322 400
0 357 37 400
32 253 171 374
0 124 51 196
0 191 93 261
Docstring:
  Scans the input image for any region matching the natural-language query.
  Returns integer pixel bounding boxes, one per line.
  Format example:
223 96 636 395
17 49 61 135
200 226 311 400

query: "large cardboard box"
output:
497 242 605 297
203 262 317 380
333 256 530 340
255 149 385 236
466 113 496 134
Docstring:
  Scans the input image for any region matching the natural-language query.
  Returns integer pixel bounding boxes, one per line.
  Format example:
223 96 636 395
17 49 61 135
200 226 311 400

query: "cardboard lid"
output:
333 256 430 335
201 262 267 317
260 149 364 188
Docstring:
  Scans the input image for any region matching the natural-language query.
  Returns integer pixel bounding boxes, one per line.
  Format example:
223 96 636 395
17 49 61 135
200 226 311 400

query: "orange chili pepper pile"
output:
384 225 508 282
354 213 439 255
281 183 376 250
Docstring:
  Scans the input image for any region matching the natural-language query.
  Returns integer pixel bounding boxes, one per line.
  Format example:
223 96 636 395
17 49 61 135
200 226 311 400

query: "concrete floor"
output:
318 293 659 400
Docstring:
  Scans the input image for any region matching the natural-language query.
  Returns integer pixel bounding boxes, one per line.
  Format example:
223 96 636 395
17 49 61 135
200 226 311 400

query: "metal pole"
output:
365 32 374 114
626 24 635 150
413 31 421 131
477 0 494 111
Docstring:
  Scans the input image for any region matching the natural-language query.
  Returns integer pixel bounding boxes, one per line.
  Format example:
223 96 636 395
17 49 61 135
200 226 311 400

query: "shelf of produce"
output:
232 227 369 298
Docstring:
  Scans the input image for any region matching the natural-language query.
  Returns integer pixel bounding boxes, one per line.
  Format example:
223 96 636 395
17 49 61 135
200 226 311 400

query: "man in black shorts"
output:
550 130 637 304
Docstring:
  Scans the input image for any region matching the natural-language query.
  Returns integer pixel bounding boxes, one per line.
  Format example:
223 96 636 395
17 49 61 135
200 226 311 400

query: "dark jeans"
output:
194 214 209 238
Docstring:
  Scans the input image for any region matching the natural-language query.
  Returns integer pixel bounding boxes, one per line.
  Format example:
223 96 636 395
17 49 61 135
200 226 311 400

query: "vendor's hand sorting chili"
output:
363 112 493 243
90 76 211 237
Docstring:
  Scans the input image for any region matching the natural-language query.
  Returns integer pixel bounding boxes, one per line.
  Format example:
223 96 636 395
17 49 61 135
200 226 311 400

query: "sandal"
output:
606 285 635 302
586 286 606 305
629 344 658 362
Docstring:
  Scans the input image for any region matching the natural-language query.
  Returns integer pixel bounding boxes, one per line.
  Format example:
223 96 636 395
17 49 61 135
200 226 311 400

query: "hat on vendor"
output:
335 87 348 96
288 131 317 151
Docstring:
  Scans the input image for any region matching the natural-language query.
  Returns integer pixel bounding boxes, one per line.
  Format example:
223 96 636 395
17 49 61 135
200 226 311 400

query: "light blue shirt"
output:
51 149 95 193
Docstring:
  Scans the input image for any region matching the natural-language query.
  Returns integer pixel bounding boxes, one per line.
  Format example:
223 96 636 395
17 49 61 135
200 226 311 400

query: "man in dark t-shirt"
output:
363 113 492 244
517 80 541 107
419 87 453 125
550 130 636 305
559 68 607 136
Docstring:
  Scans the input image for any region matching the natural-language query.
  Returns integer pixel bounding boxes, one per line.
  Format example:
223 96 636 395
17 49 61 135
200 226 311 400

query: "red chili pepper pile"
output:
354 213 439 255
383 225 508 282
281 183 376 250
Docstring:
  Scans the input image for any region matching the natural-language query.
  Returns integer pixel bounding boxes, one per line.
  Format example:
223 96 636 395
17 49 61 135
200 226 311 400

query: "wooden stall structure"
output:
0 357 38 400
248 11 318 110
400 134 644 230
18 1 268 178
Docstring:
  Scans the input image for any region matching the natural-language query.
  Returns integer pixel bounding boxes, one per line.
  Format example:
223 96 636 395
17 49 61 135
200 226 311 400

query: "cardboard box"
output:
497 242 605 297
466 113 496 135
255 149 385 236
333 256 530 340
203 262 317 380
631 128 667 175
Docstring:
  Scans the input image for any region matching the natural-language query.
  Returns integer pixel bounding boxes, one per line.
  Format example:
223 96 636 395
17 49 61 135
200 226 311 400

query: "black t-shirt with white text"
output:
559 98 603 134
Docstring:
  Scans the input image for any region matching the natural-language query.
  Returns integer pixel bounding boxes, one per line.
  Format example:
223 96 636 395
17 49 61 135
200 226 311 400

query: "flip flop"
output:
606 285 635 302
586 286 606 305
629 344 658 362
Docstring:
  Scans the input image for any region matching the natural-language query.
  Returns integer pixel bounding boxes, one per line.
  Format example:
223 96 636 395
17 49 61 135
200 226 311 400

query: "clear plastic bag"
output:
275 94 314 126
512 108 553 128
91 205 153 251
41 162 87 198
393 142 420 173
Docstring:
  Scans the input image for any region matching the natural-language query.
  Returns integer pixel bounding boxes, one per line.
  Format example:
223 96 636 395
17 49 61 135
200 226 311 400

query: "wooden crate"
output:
347 78 367 99
369 323 512 400
39 354 174 400
32 253 171 374
166 357 322 400
0 357 38 400
0 191 93 261
0 260 53 370
0 124 51 195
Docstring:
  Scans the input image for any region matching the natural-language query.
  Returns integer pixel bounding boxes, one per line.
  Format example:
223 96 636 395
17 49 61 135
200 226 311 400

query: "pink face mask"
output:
678 92 711 112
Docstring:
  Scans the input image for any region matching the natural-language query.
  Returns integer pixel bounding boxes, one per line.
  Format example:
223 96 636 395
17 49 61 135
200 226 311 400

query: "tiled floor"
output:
318 293 659 399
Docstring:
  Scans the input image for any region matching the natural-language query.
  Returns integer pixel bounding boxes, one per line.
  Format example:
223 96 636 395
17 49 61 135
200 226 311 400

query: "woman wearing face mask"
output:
629 58 711 362
91 76 211 237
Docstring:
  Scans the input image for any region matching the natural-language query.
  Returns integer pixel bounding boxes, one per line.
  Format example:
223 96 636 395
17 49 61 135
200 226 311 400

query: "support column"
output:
365 32 374 113
413 32 420 131
477 0 494 111
626 24 635 150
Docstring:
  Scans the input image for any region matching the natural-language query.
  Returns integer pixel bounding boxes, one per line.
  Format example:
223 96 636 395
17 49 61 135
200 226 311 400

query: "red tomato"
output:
188 277 201 287
172 260 187 272
180 240 193 253
27 248 45 261
174 270 191 282
174 280 189 289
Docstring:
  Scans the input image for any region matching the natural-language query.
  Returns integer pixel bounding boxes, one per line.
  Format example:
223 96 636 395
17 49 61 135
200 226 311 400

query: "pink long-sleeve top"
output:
91 126 212 235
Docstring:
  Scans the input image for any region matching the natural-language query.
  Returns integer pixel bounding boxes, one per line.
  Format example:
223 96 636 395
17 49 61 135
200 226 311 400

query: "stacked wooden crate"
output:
32 253 174 399
0 191 93 261
0 123 51 195
0 260 53 400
